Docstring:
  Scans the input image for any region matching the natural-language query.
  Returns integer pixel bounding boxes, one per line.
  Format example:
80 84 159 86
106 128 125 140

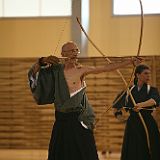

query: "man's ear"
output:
61 51 65 57
136 73 140 79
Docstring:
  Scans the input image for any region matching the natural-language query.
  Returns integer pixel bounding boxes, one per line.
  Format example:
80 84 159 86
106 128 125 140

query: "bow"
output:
52 20 68 55
76 0 151 155
122 0 151 155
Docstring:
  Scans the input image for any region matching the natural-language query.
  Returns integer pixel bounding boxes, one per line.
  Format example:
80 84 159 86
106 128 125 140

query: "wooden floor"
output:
0 149 120 160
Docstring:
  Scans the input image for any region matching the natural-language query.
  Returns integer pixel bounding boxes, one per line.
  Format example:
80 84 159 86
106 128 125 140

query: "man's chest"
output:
131 88 149 102
63 68 84 90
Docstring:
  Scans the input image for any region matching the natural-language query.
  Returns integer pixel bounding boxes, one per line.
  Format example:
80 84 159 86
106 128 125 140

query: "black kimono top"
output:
113 83 160 113
28 63 95 130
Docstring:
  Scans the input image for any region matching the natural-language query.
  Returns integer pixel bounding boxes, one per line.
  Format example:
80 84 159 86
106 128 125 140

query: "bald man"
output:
28 41 142 160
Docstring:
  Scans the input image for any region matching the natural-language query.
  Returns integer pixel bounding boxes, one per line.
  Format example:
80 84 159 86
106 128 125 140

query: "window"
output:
0 0 2 16
113 0 160 15
0 0 72 17
41 0 71 16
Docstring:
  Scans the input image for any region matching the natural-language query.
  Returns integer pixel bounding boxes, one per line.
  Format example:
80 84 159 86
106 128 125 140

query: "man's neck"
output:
64 59 77 70
137 80 145 89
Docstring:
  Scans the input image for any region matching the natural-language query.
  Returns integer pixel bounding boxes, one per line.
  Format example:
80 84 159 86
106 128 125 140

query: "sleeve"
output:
149 87 160 107
28 65 55 105
112 90 127 109
28 66 39 90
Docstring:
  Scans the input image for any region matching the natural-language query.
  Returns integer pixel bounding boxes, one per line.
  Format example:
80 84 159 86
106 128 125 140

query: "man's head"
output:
61 41 80 59
134 64 150 84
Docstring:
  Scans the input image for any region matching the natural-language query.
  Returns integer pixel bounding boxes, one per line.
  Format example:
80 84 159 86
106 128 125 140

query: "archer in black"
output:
113 64 160 160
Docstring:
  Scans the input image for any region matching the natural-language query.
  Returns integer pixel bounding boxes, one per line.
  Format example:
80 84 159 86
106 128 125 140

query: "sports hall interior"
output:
0 0 160 160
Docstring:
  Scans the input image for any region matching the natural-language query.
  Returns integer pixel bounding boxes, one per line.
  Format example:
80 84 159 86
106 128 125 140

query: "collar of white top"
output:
70 81 86 97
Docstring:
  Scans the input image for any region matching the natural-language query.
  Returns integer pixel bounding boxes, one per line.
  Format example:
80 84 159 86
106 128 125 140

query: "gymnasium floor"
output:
0 149 120 160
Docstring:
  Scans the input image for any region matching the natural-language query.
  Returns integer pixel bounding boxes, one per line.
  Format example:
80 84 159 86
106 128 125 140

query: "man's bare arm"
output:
82 57 142 76
136 99 156 108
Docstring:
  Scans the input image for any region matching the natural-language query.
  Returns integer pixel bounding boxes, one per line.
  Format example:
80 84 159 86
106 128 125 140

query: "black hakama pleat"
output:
48 111 99 160
121 111 160 160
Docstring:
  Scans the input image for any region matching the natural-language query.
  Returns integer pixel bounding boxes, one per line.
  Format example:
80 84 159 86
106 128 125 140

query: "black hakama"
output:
48 111 99 160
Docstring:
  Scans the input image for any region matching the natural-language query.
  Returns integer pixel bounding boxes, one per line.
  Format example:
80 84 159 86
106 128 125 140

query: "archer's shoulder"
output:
150 86 159 92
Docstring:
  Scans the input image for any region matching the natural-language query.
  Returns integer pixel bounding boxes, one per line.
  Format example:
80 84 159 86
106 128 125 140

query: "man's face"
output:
137 69 150 83
62 43 80 59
